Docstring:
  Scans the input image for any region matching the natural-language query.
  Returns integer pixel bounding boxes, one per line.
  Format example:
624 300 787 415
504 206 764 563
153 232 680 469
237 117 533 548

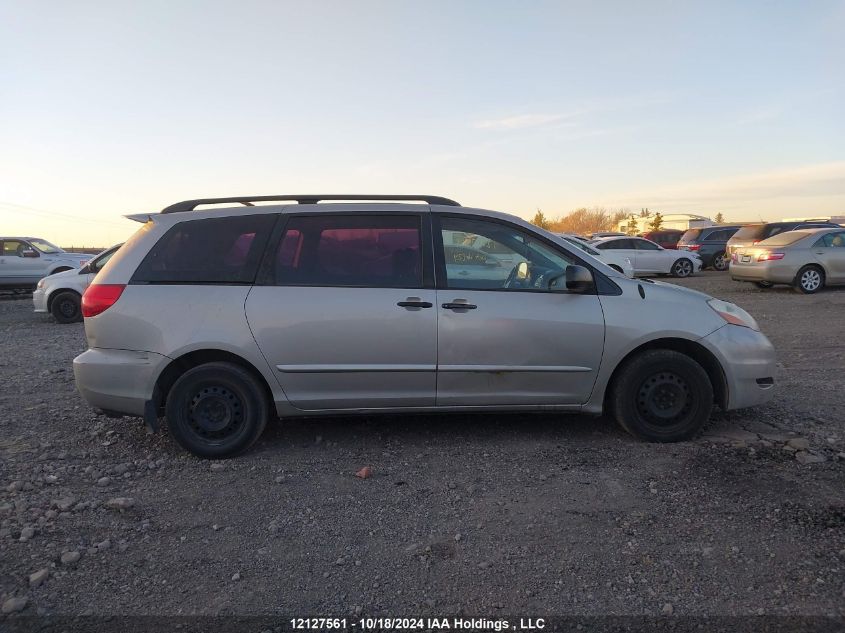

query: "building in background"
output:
617 213 715 234
782 215 845 225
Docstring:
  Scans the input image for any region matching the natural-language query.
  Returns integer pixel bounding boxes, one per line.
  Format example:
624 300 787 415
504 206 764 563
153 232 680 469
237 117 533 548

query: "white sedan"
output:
592 236 702 277
554 233 634 277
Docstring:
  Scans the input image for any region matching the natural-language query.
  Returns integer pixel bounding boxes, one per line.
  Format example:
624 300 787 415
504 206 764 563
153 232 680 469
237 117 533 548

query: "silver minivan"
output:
73 195 776 458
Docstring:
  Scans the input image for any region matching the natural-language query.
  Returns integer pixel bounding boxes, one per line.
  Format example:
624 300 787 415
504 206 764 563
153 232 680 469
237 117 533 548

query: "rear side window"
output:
273 215 422 288
597 239 633 250
732 225 766 240
132 214 276 284
706 229 738 242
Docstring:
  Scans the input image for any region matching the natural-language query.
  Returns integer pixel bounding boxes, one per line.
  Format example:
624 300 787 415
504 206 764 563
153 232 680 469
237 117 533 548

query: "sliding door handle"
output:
397 300 433 309
442 302 477 310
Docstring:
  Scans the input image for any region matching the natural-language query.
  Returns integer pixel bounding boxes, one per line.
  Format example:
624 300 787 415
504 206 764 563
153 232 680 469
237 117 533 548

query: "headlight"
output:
37 279 45 289
707 298 759 331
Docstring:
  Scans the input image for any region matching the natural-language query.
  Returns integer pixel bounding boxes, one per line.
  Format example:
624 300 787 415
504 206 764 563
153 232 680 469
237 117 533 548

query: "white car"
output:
33 244 121 323
0 237 96 290
593 236 702 277
554 233 634 277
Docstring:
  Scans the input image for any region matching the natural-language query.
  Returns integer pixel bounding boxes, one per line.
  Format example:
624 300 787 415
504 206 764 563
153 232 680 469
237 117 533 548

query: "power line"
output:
0 201 131 229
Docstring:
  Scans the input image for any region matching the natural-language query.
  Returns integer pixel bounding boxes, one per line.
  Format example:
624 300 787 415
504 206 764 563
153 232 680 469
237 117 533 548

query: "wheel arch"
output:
603 337 728 410
153 349 275 414
49 266 74 275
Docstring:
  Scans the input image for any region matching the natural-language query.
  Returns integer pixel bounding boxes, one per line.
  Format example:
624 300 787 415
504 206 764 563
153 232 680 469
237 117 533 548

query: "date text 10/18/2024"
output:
291 617 546 631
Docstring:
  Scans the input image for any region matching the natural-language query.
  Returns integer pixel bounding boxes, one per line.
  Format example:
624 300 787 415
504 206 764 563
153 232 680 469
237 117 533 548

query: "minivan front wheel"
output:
611 349 713 442
165 362 269 458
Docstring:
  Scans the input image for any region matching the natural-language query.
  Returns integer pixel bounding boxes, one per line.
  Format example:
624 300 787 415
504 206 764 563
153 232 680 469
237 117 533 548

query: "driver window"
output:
439 217 573 291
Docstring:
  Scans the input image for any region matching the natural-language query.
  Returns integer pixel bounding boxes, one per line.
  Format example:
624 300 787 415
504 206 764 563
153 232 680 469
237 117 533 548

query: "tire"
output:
793 265 824 294
165 362 270 458
671 258 694 278
609 265 623 273
50 291 82 323
712 251 729 271
610 349 713 442
754 281 774 289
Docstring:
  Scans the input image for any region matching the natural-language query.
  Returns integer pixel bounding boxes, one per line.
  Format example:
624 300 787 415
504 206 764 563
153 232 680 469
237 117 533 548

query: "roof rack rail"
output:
160 194 460 214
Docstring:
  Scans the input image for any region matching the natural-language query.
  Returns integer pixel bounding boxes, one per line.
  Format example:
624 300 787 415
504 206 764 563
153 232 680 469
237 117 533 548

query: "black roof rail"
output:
159 194 460 214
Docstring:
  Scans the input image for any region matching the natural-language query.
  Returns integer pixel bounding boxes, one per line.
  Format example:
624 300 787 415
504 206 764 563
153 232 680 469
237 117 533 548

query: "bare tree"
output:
545 207 630 236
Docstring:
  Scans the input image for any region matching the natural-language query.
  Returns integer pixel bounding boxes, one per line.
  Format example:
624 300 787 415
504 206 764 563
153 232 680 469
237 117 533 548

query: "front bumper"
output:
73 348 170 416
701 324 776 410
32 287 47 313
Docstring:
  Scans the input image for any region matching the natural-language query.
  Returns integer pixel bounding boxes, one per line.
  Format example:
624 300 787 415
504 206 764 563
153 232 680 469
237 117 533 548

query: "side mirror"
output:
21 249 39 258
564 264 595 293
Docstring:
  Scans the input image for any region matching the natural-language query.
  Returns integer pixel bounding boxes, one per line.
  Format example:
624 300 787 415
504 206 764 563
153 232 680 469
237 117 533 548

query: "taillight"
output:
82 284 126 318
757 252 785 262
731 252 738 262
685 244 701 251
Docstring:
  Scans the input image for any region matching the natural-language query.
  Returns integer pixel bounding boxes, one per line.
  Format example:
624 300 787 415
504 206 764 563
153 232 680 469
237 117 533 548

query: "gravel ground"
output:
1 272 843 621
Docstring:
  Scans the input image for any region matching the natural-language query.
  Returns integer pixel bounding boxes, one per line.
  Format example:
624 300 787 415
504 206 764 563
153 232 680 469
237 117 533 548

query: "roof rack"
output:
160 194 460 214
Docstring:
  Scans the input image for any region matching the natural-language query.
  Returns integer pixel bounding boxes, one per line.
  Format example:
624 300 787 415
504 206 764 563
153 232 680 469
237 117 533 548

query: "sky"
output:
1 0 844 246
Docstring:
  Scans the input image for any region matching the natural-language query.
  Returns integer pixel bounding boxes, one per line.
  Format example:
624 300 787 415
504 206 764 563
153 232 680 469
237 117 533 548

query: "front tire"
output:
793 265 824 294
712 251 729 271
610 349 713 442
165 362 270 458
50 291 82 323
671 258 694 278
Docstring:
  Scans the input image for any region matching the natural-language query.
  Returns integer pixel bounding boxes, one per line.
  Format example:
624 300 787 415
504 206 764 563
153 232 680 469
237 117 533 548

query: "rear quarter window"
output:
679 229 701 242
131 214 276 284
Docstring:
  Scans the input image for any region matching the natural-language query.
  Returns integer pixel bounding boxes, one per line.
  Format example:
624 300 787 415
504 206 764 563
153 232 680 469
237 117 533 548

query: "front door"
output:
633 238 666 273
813 231 845 283
245 212 437 410
434 215 605 406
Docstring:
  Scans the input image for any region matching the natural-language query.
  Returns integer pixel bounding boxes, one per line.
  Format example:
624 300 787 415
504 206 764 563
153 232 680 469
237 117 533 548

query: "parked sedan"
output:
33 244 122 323
554 233 634 277
730 227 845 293
593 236 702 277
726 221 839 257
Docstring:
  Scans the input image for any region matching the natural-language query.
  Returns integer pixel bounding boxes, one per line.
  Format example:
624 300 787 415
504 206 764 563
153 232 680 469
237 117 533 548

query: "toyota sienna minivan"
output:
74 195 776 458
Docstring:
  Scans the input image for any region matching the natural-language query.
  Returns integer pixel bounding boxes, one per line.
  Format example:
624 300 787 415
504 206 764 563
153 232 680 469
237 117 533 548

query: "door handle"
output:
397 300 433 309
442 302 477 310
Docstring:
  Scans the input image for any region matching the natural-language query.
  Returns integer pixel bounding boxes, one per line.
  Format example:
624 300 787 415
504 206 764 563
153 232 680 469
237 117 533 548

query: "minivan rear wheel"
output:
611 349 713 442
712 251 729 271
165 362 269 458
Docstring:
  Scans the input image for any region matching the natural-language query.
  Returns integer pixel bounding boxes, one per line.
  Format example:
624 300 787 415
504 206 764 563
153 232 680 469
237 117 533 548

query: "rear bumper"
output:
32 288 47 313
73 348 170 416
729 260 797 284
700 325 776 410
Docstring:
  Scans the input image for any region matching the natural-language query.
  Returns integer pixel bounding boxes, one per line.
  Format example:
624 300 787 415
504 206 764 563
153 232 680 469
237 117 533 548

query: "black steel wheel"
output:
165 362 270 458
50 291 82 323
611 349 713 442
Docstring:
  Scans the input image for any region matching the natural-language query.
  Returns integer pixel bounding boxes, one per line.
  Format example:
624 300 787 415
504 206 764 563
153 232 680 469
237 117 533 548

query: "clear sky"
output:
1 0 843 246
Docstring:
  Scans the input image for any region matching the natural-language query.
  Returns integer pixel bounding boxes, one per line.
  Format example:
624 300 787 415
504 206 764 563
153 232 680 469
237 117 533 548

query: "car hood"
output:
55 252 96 260
639 278 713 302
42 267 85 282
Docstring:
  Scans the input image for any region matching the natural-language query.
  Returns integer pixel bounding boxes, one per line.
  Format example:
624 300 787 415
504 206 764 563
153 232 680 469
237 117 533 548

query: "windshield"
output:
29 239 63 253
758 231 812 247
732 225 766 240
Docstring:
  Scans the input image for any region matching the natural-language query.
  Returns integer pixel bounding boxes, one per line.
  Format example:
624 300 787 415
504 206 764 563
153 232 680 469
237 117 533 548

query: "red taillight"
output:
684 244 701 251
81 284 126 318
757 252 785 262
731 252 738 262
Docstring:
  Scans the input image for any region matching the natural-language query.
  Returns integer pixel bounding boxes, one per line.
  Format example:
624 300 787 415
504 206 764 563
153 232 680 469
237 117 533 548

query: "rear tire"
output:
793 265 824 294
610 349 713 442
50 291 82 323
712 251 729 271
671 258 694 278
165 362 269 459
